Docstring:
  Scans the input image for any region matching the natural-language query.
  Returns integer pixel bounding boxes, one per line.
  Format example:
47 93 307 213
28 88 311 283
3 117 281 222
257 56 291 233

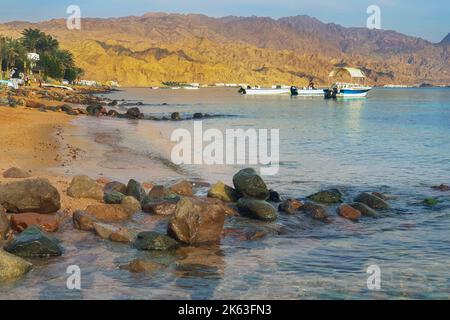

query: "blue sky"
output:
1 0 449 42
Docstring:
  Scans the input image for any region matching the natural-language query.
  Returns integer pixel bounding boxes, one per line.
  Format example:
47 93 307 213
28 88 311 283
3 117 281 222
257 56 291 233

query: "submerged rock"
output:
0 249 33 282
67 175 103 201
431 184 450 191
278 199 303 214
237 198 278 221
121 259 165 273
125 179 146 203
302 203 329 221
337 204 361 222
72 210 98 231
307 189 342 203
207 181 238 202
2 167 31 179
171 112 181 120
354 192 389 209
423 198 441 206
0 178 61 214
5 226 63 258
233 168 269 200
349 202 379 217
10 213 59 232
167 197 227 244
134 231 178 251
125 107 142 119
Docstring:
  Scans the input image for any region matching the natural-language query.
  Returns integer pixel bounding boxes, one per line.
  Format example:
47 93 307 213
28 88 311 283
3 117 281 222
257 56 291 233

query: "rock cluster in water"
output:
1 164 443 281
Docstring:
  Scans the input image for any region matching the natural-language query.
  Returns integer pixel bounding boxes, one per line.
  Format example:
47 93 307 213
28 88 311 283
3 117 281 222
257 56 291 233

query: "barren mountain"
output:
1 13 449 86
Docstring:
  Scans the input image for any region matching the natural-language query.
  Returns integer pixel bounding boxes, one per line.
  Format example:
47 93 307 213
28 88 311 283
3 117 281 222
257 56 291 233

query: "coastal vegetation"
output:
0 28 83 82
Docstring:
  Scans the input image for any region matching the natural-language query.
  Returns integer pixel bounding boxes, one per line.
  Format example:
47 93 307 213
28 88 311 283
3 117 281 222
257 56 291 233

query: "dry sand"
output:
0 106 102 215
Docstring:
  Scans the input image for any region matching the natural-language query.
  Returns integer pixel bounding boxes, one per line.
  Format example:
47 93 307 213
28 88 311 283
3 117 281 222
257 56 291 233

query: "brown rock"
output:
337 204 362 222
3 167 31 179
169 180 194 196
72 210 98 231
167 197 227 244
207 181 238 202
431 184 450 191
67 175 104 201
25 100 45 109
120 196 141 215
10 213 59 232
122 259 164 273
93 222 119 239
110 228 136 243
84 204 131 222
148 185 174 198
143 200 177 216
279 199 303 214
302 203 329 221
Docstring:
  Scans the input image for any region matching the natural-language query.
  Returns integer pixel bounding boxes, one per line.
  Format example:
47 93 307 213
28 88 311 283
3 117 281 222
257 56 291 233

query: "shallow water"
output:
1 87 449 299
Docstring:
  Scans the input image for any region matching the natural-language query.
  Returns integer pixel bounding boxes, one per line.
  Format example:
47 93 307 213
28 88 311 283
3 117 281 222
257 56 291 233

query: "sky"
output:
0 0 449 43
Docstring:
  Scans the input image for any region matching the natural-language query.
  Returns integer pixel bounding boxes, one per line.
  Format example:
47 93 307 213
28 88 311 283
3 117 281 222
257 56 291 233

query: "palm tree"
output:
4 38 26 76
0 36 6 79
36 35 59 54
21 28 45 52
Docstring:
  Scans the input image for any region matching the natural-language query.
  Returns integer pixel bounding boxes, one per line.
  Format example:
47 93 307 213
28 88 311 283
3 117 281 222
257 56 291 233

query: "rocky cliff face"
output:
1 13 448 86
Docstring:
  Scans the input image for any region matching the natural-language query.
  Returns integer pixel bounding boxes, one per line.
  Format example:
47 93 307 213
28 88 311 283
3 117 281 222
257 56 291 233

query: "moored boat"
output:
324 67 372 99
238 87 290 95
290 86 325 97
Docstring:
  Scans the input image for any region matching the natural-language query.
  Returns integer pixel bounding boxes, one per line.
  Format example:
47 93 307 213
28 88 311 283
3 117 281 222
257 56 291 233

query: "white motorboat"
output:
290 86 325 97
238 87 291 95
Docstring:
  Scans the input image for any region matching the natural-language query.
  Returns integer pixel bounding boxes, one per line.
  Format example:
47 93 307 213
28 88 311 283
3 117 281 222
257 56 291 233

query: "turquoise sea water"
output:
1 87 449 299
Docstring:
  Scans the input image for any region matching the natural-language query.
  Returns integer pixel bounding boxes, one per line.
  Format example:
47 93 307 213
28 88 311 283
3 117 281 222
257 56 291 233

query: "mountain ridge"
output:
0 12 448 86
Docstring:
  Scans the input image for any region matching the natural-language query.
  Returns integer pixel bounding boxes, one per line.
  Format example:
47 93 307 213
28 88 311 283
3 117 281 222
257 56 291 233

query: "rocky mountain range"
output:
1 12 449 86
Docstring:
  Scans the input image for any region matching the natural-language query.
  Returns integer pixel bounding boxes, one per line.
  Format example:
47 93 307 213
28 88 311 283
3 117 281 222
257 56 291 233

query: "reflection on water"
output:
1 88 450 299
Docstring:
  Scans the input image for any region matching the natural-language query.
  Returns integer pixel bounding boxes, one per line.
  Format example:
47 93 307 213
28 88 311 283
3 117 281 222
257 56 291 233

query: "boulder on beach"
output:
67 175 103 201
25 100 45 109
169 180 194 196
121 196 142 215
2 167 31 179
302 203 329 221
0 178 61 214
10 213 59 233
125 179 146 203
104 191 125 204
237 198 278 221
354 192 389 209
232 168 269 200
72 210 98 231
86 104 106 116
307 189 342 204
84 204 131 222
5 226 63 258
337 204 361 222
134 231 178 251
104 181 127 194
278 199 303 214
207 181 238 202
0 249 33 282
167 197 227 244
350 202 379 217
0 206 10 240
93 222 118 239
